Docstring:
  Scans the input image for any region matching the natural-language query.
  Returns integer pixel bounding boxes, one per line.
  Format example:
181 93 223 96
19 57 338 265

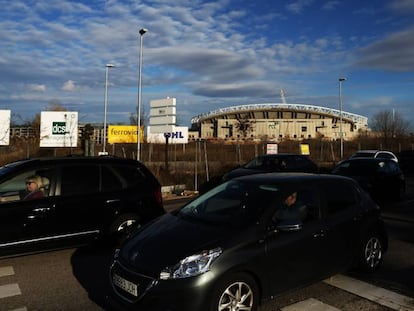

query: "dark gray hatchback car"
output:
0 156 164 257
108 173 387 311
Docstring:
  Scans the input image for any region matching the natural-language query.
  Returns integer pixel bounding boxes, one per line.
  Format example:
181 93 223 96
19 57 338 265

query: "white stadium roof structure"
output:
190 103 368 126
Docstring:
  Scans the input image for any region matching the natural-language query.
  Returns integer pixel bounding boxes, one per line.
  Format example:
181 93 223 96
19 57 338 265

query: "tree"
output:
370 109 410 145
235 115 255 138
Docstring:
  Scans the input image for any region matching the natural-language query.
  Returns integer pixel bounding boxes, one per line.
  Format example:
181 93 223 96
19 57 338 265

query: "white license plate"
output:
113 273 138 297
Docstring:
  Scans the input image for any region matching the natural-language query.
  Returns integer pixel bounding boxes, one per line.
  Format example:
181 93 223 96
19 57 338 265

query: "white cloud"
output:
62 80 76 91
285 0 314 14
29 84 46 92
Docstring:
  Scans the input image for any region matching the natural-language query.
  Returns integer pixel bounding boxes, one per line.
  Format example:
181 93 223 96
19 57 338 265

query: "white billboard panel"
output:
40 111 78 147
150 116 177 125
147 126 188 144
0 110 11 146
150 97 176 108
150 106 176 117
149 97 176 133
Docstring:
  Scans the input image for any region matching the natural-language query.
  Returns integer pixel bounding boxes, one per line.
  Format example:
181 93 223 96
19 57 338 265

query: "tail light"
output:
154 186 163 209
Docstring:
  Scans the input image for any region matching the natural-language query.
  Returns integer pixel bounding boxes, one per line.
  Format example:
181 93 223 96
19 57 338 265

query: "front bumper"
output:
108 259 217 311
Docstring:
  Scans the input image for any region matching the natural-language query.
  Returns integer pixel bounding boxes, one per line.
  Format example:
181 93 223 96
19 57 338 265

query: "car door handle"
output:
27 207 52 219
106 199 121 204
32 207 51 212
313 230 326 238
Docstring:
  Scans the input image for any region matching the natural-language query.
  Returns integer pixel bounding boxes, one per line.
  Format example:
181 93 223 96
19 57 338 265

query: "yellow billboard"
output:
108 125 143 144
300 143 310 155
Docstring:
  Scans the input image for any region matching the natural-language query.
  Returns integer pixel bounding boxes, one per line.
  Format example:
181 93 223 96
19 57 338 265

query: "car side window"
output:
0 170 36 203
272 187 319 223
101 166 124 192
378 152 392 160
322 181 357 215
294 156 308 169
60 165 99 195
0 168 54 203
111 165 147 187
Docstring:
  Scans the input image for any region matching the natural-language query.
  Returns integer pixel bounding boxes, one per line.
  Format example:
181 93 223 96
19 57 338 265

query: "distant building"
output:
191 103 368 141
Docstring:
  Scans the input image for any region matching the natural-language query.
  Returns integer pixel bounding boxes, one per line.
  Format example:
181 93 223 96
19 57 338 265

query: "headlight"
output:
160 247 222 280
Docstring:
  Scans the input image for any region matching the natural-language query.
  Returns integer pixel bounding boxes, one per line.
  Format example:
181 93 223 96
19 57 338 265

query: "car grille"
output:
110 259 157 303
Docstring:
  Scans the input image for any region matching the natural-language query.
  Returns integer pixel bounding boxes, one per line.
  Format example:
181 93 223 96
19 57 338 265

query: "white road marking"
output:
0 266 15 277
282 298 341 311
0 283 21 299
324 274 414 311
9 308 28 311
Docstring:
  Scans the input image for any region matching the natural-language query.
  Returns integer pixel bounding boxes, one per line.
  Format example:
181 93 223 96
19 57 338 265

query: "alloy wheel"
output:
218 281 254 311
364 236 382 269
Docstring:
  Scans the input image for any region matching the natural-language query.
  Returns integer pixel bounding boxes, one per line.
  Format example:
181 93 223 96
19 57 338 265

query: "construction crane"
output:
280 89 287 104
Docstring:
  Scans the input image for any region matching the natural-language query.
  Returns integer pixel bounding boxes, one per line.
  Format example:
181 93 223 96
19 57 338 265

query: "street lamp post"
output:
102 63 114 155
338 77 347 159
137 28 148 161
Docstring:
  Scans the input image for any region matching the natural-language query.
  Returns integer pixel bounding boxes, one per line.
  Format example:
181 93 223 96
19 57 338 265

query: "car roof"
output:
352 150 395 155
233 172 350 183
255 153 309 159
2 156 141 169
339 157 396 164
354 149 379 153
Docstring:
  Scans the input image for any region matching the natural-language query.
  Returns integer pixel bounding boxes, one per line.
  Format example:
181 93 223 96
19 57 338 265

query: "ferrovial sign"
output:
0 110 11 146
40 111 78 147
147 126 188 144
108 125 143 144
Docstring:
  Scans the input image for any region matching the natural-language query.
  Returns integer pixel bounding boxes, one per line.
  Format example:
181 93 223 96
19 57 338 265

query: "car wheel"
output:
359 233 383 272
109 213 141 244
210 273 259 311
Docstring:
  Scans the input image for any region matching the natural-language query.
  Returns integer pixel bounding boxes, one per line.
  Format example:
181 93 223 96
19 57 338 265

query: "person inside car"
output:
22 175 44 201
273 191 308 222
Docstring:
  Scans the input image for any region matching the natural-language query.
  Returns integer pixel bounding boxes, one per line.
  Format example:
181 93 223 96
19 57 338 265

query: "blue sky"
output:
0 0 413 128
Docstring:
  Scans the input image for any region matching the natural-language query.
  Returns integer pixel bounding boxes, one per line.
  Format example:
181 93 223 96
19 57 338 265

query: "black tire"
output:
210 273 259 311
359 233 384 272
109 213 141 245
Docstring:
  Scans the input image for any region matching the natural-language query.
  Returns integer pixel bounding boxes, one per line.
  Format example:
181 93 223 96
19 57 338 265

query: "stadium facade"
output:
190 103 368 141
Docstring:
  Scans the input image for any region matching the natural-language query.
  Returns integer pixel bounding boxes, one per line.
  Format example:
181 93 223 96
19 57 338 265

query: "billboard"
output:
0 110 11 146
147 126 188 144
149 97 176 133
108 125 143 144
40 111 78 147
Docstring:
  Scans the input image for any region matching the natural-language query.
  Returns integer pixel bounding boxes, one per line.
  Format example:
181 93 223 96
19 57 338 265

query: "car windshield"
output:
177 179 281 225
243 156 283 170
352 152 375 158
0 161 27 178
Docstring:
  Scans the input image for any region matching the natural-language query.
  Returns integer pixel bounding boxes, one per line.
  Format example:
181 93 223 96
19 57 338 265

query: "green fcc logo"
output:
52 122 67 135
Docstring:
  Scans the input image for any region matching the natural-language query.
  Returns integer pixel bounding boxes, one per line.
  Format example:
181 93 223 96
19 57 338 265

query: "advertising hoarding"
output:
40 111 78 147
149 97 176 134
147 126 188 144
108 125 143 144
0 110 11 146
266 143 278 154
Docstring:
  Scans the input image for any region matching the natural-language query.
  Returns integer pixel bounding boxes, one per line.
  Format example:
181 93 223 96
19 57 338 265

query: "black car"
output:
108 173 387 311
0 156 164 257
222 153 318 181
332 157 405 201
